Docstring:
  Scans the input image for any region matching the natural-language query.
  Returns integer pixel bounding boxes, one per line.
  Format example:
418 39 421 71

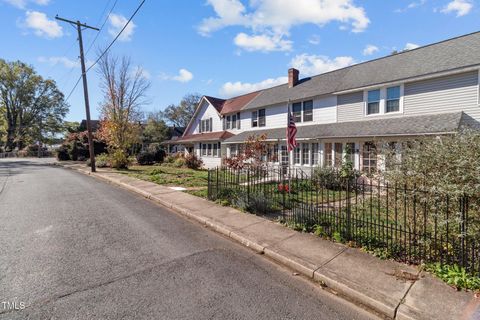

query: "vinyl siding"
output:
186 101 222 135
337 91 364 122
241 95 337 131
404 71 480 124
336 71 480 125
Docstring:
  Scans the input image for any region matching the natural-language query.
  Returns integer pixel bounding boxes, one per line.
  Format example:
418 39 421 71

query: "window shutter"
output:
199 120 202 133
210 118 213 132
223 117 225 130
237 112 241 129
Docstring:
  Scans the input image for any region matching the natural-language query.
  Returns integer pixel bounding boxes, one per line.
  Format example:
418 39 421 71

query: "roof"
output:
79 120 100 132
243 31 480 110
220 91 262 114
177 131 235 143
204 96 226 113
223 112 465 143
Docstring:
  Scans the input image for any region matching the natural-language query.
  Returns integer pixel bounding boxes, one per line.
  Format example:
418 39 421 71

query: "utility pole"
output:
56 15 99 172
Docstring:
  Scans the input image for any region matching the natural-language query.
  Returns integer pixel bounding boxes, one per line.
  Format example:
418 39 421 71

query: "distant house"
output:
78 120 100 132
167 31 480 169
160 126 186 153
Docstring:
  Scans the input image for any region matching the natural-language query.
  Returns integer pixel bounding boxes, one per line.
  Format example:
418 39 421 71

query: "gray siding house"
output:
175 31 480 170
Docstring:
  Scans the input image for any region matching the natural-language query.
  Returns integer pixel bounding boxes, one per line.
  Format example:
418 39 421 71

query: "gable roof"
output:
243 31 480 110
224 112 465 143
220 91 262 114
177 131 235 143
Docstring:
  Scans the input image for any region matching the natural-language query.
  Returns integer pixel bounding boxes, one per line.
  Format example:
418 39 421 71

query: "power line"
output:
63 0 146 103
85 0 119 56
86 0 145 73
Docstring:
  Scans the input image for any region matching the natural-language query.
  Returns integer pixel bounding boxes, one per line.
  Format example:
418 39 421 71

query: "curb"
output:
55 163 408 319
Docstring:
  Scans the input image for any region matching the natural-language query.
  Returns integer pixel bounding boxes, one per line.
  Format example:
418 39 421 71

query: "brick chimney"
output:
288 68 299 88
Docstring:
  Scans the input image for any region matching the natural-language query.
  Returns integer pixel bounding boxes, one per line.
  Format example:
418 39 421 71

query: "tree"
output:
142 111 169 144
0 59 68 150
223 134 268 169
96 52 150 168
162 93 201 128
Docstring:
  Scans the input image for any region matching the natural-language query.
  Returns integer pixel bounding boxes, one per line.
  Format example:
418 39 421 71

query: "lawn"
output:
116 165 209 195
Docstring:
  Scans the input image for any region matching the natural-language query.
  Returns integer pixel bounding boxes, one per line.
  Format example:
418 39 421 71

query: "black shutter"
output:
210 118 213 132
237 112 241 129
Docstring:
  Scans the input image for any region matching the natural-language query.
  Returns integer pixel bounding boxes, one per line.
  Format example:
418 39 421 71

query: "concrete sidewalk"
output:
55 162 479 320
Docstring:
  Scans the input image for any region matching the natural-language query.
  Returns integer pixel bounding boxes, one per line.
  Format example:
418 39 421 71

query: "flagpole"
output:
287 99 291 194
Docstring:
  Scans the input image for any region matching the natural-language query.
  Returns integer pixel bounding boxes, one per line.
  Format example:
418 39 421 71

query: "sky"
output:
0 0 479 122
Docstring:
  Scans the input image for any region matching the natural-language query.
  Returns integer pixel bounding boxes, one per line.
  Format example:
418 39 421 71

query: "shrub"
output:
109 149 130 169
173 157 186 168
96 153 109 167
56 145 70 161
312 166 342 190
136 151 156 165
164 154 176 164
147 143 166 163
185 153 203 169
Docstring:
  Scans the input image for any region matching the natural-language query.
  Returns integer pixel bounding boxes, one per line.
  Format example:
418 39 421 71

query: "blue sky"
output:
0 0 479 122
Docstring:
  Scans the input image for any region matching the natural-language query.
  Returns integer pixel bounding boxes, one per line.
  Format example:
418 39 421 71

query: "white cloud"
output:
24 11 62 38
290 54 355 76
234 32 292 52
199 0 369 51
395 0 427 13
308 34 321 45
108 13 136 41
38 56 79 68
362 44 379 56
220 76 288 97
440 0 473 16
404 42 420 50
3 0 50 9
161 69 194 83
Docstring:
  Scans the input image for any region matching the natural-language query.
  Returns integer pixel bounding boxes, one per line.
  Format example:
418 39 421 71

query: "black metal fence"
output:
207 165 480 276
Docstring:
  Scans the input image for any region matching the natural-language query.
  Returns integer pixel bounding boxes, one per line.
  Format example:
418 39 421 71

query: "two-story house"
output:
170 31 480 170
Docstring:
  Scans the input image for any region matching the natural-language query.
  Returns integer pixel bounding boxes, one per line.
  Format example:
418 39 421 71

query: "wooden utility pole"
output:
55 15 99 172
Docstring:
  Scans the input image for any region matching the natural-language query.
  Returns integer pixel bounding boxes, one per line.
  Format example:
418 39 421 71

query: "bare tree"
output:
97 52 150 166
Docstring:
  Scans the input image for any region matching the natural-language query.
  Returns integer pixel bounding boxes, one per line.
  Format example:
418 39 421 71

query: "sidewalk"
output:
55 162 480 320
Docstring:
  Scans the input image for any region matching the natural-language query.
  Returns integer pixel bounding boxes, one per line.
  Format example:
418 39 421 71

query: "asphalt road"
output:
0 158 376 320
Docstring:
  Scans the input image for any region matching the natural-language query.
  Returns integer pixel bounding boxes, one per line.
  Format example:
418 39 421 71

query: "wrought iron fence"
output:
207 165 480 276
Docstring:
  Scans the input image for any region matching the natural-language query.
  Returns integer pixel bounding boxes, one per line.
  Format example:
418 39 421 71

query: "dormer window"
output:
364 85 403 116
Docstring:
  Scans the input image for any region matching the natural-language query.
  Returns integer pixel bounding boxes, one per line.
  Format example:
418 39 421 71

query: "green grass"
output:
116 164 209 188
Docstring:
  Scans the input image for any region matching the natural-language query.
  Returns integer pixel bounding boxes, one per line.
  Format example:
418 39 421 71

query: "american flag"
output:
286 105 297 152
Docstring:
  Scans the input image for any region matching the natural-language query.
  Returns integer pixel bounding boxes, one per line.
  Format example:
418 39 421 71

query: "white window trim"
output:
363 84 404 117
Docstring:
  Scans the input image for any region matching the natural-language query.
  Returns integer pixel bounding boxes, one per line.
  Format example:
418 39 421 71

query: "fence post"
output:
207 169 211 199
247 167 250 204
215 167 219 199
346 177 352 241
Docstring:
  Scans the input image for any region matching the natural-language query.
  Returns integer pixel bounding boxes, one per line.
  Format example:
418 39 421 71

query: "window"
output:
292 102 302 122
281 145 289 165
362 142 377 174
346 142 355 165
252 111 258 127
302 143 310 165
367 89 380 115
311 143 319 165
230 144 237 156
324 143 333 167
237 112 241 129
213 143 218 157
294 146 301 164
232 114 237 129
334 143 343 168
202 144 207 156
207 144 212 156
258 109 266 127
200 119 212 133
303 100 313 122
273 144 279 163
386 86 400 113
226 116 231 129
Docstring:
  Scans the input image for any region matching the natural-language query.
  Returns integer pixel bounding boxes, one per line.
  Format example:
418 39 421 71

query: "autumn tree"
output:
161 93 201 128
142 111 169 144
97 52 149 168
223 134 268 169
0 59 68 150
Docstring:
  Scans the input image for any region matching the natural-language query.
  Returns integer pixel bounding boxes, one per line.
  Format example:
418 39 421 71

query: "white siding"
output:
194 142 222 169
241 95 337 131
336 71 480 125
186 101 223 135
404 71 480 124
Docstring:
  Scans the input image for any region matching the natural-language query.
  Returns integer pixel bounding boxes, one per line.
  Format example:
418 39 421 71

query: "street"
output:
0 158 376 320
